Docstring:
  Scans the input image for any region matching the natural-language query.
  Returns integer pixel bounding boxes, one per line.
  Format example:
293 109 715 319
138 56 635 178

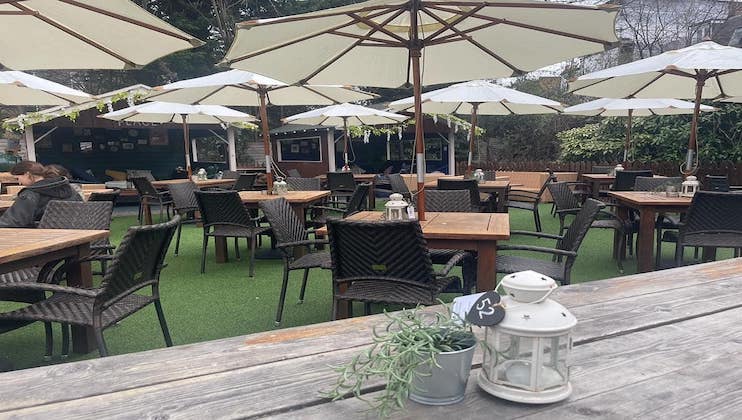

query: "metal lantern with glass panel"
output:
384 193 409 221
478 271 577 404
681 176 700 197
273 177 288 195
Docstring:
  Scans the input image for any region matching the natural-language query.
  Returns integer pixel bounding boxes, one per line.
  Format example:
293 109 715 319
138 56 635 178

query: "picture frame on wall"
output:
150 135 168 146
122 143 135 150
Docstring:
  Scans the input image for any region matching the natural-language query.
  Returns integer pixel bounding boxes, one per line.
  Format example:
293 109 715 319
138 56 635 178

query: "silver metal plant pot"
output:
409 344 476 405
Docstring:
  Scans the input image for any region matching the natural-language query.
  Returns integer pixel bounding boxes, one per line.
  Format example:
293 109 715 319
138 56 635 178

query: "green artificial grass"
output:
0 203 736 370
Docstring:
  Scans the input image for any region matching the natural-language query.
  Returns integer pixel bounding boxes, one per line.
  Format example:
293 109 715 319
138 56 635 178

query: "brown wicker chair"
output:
232 173 257 191
307 183 370 228
195 191 269 277
388 173 412 201
327 218 468 319
286 177 322 191
0 216 179 357
326 171 356 203
424 190 473 212
167 181 201 256
437 178 491 213
88 189 120 206
496 198 604 285
259 197 331 326
131 176 172 224
505 170 556 231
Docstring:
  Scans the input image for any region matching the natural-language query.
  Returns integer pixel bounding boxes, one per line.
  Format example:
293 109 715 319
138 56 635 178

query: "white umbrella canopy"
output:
0 70 90 105
223 0 618 219
569 41 742 172
283 103 408 170
0 0 204 70
564 98 715 163
100 102 257 177
148 69 377 190
389 79 563 173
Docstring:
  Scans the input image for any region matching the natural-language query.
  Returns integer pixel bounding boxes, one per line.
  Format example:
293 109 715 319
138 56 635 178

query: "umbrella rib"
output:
627 73 666 98
59 0 201 45
500 102 516 115
11 2 137 68
569 77 614 94
346 11 408 45
420 4 485 43
236 4 397 27
714 75 727 98
301 85 344 104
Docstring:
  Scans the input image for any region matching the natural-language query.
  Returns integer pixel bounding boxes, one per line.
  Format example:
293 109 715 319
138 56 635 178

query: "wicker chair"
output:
611 170 653 191
505 171 557 231
131 177 172 224
287 169 302 178
326 171 356 203
388 173 412 201
307 183 370 228
126 169 155 182
437 178 491 213
424 190 473 212
703 175 742 192
167 181 201 256
195 191 269 277
496 198 604 285
88 189 120 206
232 173 257 192
548 182 626 273
259 197 331 326
629 176 684 268
591 165 614 174
669 192 742 266
286 177 322 191
0 216 179 357
483 170 497 181
222 170 241 179
326 219 468 319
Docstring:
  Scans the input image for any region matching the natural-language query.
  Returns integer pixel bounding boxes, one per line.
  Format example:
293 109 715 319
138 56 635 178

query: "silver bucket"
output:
409 344 476 405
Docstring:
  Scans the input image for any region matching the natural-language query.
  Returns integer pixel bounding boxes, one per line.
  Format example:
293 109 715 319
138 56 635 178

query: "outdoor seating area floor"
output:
0 204 735 370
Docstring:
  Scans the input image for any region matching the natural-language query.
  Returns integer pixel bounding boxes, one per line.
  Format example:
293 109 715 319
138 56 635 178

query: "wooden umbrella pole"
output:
342 117 350 171
410 2 425 221
181 114 192 178
259 89 274 192
685 72 706 174
623 108 632 164
466 102 480 177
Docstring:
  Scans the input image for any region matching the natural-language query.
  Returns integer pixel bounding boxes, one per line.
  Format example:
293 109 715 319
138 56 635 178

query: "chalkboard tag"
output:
466 291 505 326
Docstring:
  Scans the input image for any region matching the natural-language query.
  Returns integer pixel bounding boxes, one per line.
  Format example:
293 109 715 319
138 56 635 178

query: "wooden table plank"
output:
151 179 236 188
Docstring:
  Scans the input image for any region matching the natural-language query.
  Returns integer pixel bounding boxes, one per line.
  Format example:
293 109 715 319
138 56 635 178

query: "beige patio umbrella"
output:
147 69 377 190
283 103 408 170
222 0 618 219
570 41 742 174
0 70 90 105
99 102 257 177
389 80 563 175
564 98 716 163
0 0 203 70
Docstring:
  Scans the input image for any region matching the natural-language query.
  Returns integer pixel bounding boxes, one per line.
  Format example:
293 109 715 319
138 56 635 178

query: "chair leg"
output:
158 203 164 223
248 236 256 278
234 237 241 260
533 207 542 232
275 266 290 326
298 269 309 303
95 329 108 357
137 201 143 225
616 228 625 274
675 241 685 267
174 221 183 256
200 234 208 274
61 324 70 359
154 300 173 347
364 302 372 316
655 227 663 269
43 322 53 361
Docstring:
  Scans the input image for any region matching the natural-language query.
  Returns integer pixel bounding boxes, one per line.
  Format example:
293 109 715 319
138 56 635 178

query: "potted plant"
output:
323 305 477 416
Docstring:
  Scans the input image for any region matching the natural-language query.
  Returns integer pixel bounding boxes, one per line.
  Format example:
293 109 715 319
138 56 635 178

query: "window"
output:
277 136 322 162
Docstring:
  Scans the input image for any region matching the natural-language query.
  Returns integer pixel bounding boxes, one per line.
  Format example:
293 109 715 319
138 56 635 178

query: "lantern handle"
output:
494 279 558 304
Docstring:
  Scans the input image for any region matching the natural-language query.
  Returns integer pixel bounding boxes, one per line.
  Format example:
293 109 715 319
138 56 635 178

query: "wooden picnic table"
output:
209 191 331 264
580 173 614 198
315 173 377 209
1 257 740 418
424 177 515 212
0 228 109 354
608 191 692 272
316 211 510 292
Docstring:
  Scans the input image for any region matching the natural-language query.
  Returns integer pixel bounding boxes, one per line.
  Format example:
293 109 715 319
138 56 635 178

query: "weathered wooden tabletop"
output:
1 258 741 419
151 179 236 188
238 190 330 204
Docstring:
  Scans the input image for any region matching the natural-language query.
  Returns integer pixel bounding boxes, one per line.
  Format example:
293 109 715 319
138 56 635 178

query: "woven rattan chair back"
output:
704 175 730 192
682 191 742 237
259 197 308 245
286 177 322 191
436 179 481 210
126 169 155 182
194 191 252 228
344 183 371 215
287 169 302 178
327 172 356 192
634 176 683 192
88 190 120 206
221 170 241 179
39 201 113 232
424 190 473 212
591 165 614 174
327 219 434 285
483 170 497 181
233 174 257 191
612 170 653 191
388 173 411 196
131 177 160 199
167 181 199 212
547 182 582 212
97 216 178 304
560 198 604 253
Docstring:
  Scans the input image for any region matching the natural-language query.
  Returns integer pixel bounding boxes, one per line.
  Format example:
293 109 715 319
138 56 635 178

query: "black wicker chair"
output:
505 171 557 231
483 170 497 181
307 183 370 228
222 170 241 179
496 198 604 285
195 191 269 277
326 219 468 319
131 177 172 224
548 182 627 273
167 181 201 256
611 170 653 192
424 190 473 212
88 189 121 206
669 192 742 266
0 216 179 357
259 197 332 326
326 171 356 203
388 173 412 201
286 177 322 191
437 178 491 213
126 169 155 182
232 173 257 192
703 175 742 192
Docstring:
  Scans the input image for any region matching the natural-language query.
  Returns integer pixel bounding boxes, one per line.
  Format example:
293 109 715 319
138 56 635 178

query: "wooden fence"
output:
457 161 742 185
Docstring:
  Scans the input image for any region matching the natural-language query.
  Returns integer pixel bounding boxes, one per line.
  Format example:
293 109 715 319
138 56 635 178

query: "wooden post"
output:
259 90 273 192
181 115 192 178
448 127 456 176
466 102 480 177
685 72 706 174
623 109 632 164
23 128 35 161
227 127 238 171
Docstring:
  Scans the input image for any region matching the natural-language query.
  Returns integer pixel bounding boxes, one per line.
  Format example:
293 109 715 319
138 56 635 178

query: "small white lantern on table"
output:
384 193 409 221
681 175 700 197
272 176 288 195
478 270 577 404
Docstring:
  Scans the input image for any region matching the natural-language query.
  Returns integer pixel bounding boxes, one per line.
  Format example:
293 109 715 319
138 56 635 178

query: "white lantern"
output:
478 270 577 404
385 193 409 221
611 163 624 177
197 168 208 181
681 175 700 197
273 177 288 195
473 169 485 183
